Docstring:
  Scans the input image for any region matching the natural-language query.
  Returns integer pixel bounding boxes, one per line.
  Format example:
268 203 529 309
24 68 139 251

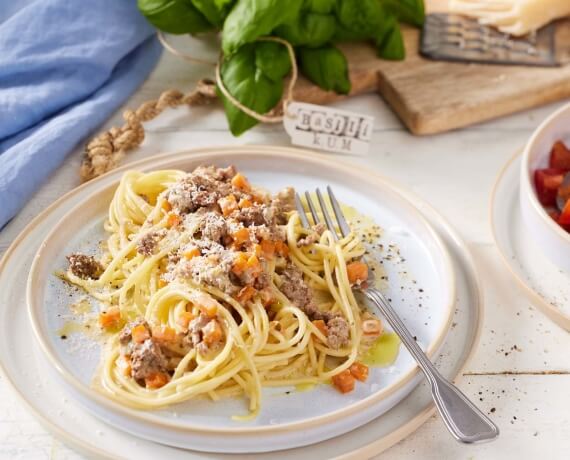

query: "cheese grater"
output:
420 13 564 67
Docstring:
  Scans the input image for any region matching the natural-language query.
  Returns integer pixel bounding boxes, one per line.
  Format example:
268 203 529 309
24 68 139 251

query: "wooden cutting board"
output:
291 22 570 135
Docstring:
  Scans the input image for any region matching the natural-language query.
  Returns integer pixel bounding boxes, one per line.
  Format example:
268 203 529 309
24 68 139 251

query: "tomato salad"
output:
534 140 570 232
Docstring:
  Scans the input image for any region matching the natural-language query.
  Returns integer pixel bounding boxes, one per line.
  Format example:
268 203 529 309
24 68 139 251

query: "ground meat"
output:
67 253 103 279
235 206 266 226
137 230 166 256
130 338 168 381
166 166 233 214
326 317 350 349
175 253 237 295
279 263 314 310
297 223 326 247
250 224 286 242
119 319 149 346
273 187 295 213
198 212 227 243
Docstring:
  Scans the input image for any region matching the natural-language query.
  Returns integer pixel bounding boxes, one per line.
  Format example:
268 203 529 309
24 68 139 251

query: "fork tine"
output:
304 191 321 226
295 192 310 229
327 186 351 238
316 188 338 241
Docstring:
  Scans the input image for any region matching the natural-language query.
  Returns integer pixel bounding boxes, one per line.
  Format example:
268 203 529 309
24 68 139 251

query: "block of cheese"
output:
449 0 570 36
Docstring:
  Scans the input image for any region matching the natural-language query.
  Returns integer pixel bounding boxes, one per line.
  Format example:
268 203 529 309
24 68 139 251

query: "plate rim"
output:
490 149 570 330
0 144 485 458
26 145 457 435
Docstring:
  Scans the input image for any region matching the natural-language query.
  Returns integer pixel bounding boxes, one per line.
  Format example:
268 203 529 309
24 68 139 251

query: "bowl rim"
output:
26 145 457 436
521 102 570 246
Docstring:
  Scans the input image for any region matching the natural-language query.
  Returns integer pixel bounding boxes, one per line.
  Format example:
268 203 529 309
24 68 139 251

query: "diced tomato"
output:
332 369 355 394
534 168 565 207
349 362 369 382
559 200 570 226
151 325 176 343
549 141 570 170
346 261 368 285
98 307 121 329
132 324 150 343
145 372 169 389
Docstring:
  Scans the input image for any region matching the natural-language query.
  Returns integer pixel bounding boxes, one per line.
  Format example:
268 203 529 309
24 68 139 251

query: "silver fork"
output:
295 187 499 444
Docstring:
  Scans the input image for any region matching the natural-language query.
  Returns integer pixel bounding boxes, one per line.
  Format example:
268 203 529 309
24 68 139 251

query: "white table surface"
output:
1 41 570 460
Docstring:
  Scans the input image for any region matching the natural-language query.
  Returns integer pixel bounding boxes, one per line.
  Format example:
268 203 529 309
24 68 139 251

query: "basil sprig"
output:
138 0 424 135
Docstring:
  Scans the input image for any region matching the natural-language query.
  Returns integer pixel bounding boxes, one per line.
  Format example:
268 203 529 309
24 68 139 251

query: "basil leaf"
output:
255 42 291 82
222 0 303 55
374 13 405 60
306 0 335 14
137 0 214 34
190 0 225 26
335 0 383 37
275 13 336 47
218 44 285 136
298 45 351 94
381 0 424 27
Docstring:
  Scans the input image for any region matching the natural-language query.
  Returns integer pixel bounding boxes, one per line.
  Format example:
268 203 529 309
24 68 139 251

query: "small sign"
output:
283 102 373 155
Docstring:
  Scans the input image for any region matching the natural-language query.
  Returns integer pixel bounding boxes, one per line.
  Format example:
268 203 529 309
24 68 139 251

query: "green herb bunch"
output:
138 0 424 136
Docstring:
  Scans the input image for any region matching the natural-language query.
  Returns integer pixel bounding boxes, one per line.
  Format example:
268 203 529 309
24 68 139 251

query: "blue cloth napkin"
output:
0 0 162 229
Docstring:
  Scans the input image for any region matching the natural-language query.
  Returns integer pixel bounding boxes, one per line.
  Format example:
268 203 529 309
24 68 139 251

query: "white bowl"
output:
520 102 570 273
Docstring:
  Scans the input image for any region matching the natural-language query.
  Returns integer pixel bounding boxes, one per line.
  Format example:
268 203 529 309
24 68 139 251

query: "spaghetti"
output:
63 165 383 418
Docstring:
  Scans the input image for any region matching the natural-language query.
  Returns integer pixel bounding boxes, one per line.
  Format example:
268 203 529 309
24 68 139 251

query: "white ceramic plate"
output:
27 147 456 452
492 151 570 331
0 149 483 458
26 147 456 452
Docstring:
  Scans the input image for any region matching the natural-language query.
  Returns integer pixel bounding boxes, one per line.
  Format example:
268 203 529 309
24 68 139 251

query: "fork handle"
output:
364 288 499 444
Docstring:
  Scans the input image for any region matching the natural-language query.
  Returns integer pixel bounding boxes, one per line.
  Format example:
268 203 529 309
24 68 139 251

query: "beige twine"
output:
80 34 297 181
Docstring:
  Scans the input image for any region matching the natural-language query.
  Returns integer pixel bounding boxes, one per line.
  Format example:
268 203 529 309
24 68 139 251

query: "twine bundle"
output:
80 33 298 182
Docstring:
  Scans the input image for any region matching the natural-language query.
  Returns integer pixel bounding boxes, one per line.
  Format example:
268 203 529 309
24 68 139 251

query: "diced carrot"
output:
231 173 251 191
151 325 176 343
259 288 274 307
253 243 262 257
98 307 121 329
246 254 260 269
218 194 238 216
232 227 250 245
349 362 369 382
202 320 223 345
238 197 252 209
260 240 275 259
332 369 355 394
237 285 257 303
132 324 150 343
145 372 169 389
362 319 382 338
183 246 200 260
347 261 368 285
161 200 172 212
158 278 168 288
232 252 249 275
312 319 328 337
166 212 181 228
116 355 132 377
274 240 289 257
176 311 195 331
199 303 218 319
